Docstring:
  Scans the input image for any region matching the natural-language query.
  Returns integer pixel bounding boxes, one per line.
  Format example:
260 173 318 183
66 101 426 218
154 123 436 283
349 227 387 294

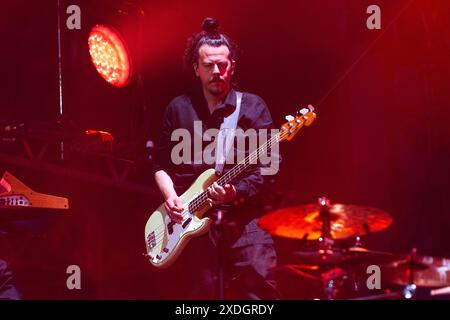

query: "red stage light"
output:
88 25 131 87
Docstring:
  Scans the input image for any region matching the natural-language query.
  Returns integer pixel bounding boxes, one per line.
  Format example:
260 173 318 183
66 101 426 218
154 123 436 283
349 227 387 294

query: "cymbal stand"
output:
402 248 417 299
317 197 342 300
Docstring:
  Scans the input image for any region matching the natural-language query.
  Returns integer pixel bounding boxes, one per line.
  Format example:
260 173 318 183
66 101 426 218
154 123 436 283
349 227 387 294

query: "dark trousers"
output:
155 228 279 300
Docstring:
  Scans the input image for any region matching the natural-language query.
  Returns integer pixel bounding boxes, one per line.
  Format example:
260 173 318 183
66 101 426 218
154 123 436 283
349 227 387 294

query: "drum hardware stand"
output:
402 248 418 299
317 197 364 299
402 283 417 299
355 248 418 300
317 196 341 300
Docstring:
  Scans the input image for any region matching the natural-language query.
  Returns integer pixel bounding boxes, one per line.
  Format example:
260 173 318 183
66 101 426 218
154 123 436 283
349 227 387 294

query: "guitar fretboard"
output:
187 129 286 213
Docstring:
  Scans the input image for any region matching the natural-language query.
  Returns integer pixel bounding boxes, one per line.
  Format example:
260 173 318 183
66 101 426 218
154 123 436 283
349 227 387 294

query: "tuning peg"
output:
299 108 309 115
307 104 315 112
285 115 295 121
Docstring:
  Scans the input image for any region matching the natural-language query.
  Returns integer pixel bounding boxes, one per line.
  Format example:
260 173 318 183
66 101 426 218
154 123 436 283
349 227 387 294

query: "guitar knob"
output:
163 248 169 253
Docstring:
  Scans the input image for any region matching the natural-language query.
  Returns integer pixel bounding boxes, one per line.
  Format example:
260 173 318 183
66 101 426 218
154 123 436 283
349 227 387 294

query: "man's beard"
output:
208 80 227 96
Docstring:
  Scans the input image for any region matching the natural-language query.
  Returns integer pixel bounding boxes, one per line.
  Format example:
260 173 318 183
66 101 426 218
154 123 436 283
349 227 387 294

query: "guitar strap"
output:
214 91 242 176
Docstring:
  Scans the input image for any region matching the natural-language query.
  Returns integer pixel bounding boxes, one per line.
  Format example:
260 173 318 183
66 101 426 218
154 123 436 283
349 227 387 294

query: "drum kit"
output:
258 197 450 300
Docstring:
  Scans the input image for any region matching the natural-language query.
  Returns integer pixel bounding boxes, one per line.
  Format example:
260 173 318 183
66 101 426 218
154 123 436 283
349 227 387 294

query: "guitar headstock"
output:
279 105 316 142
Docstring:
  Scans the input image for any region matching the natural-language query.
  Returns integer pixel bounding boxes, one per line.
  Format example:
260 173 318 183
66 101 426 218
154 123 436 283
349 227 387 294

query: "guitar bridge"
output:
147 232 156 249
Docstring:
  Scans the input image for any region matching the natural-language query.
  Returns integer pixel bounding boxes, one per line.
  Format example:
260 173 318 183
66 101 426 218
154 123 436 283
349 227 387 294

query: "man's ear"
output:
230 59 236 75
193 63 199 77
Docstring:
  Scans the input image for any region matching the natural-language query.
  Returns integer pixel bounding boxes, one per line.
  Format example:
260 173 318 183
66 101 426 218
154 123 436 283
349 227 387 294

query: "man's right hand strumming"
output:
154 170 184 224
164 196 184 224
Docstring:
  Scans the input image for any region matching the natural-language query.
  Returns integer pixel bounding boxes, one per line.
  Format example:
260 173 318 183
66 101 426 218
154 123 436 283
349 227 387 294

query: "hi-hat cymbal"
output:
258 203 392 240
382 255 450 287
346 247 400 265
290 247 400 267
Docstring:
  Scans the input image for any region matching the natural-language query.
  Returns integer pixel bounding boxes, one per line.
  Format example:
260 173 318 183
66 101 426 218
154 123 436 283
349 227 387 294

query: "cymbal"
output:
382 255 450 287
271 264 321 277
258 203 392 240
291 247 400 267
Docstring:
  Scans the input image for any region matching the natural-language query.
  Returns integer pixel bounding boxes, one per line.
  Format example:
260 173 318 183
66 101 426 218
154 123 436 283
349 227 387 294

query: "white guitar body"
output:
144 168 217 268
144 106 316 269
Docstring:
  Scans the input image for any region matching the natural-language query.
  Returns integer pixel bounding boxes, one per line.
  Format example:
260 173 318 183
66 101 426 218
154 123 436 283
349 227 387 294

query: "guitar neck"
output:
186 107 315 213
188 131 281 212
216 131 280 186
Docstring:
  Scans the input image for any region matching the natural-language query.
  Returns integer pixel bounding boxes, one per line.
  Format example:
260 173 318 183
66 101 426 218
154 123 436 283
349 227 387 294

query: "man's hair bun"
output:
202 17 219 36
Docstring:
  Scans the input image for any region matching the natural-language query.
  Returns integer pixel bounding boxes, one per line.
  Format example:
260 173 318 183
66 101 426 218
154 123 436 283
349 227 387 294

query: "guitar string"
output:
187 129 284 211
149 129 291 243
187 125 292 212
149 128 294 244
148 125 301 245
148 130 285 239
